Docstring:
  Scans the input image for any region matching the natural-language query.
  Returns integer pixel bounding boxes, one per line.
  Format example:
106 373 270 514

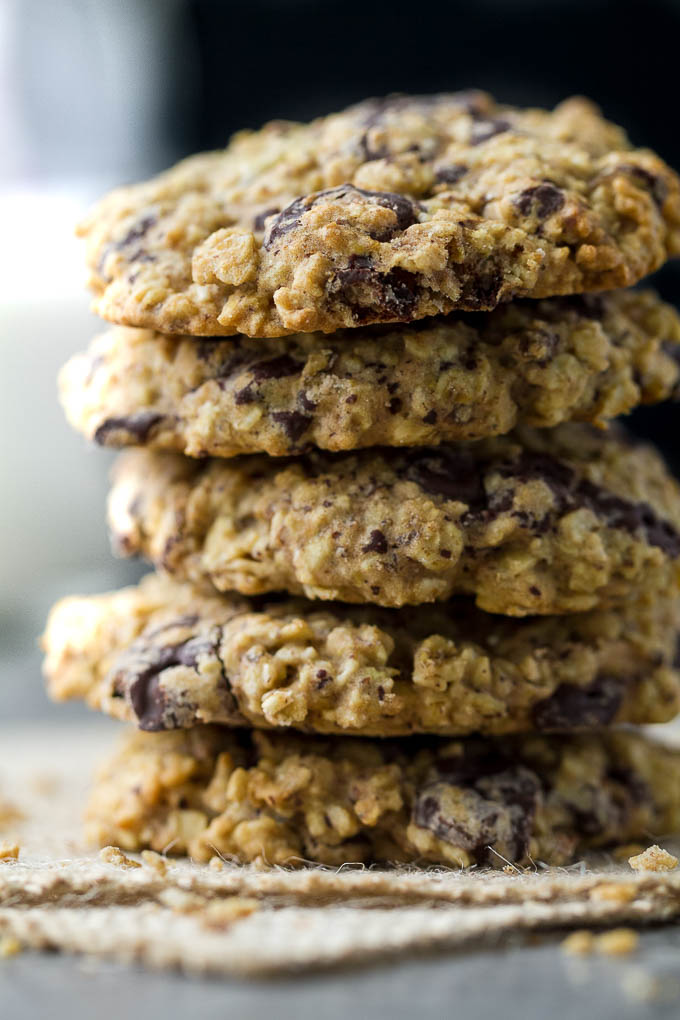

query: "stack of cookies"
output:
43 92 680 868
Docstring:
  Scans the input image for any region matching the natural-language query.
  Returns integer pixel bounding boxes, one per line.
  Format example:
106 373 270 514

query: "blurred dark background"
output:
2 0 680 718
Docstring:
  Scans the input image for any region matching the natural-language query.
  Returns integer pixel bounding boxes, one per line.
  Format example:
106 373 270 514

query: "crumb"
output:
589 881 637 904
0 937 22 958
141 850 168 876
209 856 225 871
595 929 639 956
502 864 522 875
628 845 678 872
156 887 259 927
200 897 260 930
157 888 206 913
0 843 19 861
99 846 141 869
562 930 595 955
562 928 639 957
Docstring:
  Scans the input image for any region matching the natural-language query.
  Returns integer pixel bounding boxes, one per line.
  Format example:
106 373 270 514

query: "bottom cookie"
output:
86 726 680 869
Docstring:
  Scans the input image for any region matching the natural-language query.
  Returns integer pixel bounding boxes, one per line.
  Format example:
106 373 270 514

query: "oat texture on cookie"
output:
107 424 680 613
79 92 680 338
59 290 680 457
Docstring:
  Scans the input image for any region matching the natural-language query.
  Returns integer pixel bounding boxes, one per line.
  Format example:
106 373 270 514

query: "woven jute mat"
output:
1 723 680 977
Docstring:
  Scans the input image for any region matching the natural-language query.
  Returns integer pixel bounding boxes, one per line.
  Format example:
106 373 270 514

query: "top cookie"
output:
79 92 680 338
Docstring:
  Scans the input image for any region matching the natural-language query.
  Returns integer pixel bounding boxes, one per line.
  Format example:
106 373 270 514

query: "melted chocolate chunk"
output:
662 341 680 398
253 206 280 232
514 182 565 219
499 451 680 556
404 447 485 507
673 634 680 670
265 185 420 250
249 354 303 383
271 410 313 442
413 761 540 864
532 675 626 730
94 411 164 446
298 390 318 412
117 633 221 731
363 529 388 554
330 255 420 323
619 164 669 208
114 214 157 250
128 673 167 731
458 264 503 310
232 354 303 404
435 164 468 185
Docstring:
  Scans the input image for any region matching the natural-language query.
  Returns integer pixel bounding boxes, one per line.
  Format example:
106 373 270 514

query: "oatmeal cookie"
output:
108 424 680 614
60 290 680 457
85 726 680 868
42 573 680 736
79 92 680 337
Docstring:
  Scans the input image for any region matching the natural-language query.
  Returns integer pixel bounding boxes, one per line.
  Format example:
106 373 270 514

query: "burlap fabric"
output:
1 724 679 977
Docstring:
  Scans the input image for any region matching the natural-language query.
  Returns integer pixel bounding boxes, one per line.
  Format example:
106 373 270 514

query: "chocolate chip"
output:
514 182 565 219
470 118 511 145
500 450 680 556
356 188 421 241
388 396 402 414
114 214 157 250
119 634 221 731
532 675 626 730
128 673 167 731
253 207 280 231
422 410 437 424
249 354 302 383
265 185 420 250
271 410 313 443
363 529 388 554
436 164 468 185
232 354 303 405
330 255 420 323
264 195 316 248
94 411 164 446
404 448 485 506
298 390 317 412
413 762 540 864
673 635 680 670
618 164 669 208
458 263 503 311
234 385 256 405
578 480 680 557
662 341 680 398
